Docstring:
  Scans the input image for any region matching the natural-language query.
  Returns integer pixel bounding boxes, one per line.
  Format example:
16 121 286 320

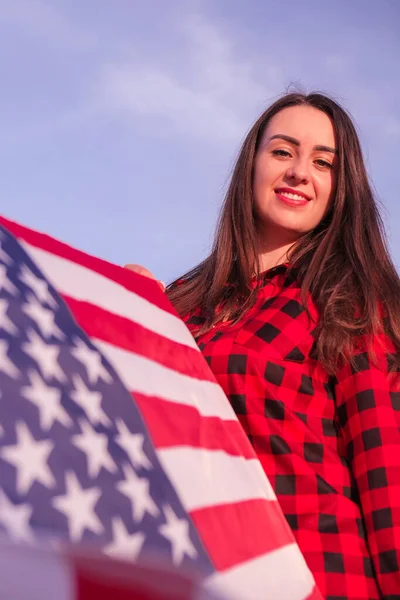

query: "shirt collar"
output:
254 263 289 287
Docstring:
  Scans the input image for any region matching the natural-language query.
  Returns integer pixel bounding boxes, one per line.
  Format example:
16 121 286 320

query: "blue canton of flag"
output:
0 225 214 577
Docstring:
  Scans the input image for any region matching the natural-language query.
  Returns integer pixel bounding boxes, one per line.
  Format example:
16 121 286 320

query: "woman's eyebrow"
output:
268 134 337 154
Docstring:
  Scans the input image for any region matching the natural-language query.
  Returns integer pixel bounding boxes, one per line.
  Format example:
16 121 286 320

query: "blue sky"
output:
1 0 399 282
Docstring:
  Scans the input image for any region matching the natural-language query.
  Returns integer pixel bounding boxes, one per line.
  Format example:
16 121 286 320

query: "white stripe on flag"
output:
157 447 276 510
97 341 236 420
22 242 198 351
206 544 316 600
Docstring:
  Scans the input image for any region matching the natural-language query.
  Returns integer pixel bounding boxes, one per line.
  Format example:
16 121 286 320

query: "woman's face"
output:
253 105 338 242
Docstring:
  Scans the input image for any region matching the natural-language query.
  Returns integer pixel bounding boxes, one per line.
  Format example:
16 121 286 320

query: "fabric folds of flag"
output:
0 216 321 600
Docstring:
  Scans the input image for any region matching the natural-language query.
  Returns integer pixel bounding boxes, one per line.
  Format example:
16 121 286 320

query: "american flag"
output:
0 216 321 600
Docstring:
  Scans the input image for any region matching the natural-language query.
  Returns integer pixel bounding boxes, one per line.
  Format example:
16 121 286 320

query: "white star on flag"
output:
0 490 33 542
22 294 64 340
72 420 117 478
0 298 17 335
71 337 112 385
103 517 146 559
117 464 159 523
0 241 13 265
0 422 56 495
0 339 19 378
19 264 57 307
70 375 111 426
159 505 197 566
115 419 153 470
52 471 103 542
0 264 18 296
21 370 72 431
22 329 66 382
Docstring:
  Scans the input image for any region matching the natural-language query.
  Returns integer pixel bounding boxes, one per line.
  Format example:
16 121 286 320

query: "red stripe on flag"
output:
62 297 214 382
190 499 293 571
134 393 254 458
0 216 173 314
74 555 200 600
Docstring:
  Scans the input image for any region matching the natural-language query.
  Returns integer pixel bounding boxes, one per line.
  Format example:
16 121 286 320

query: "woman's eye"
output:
315 159 333 169
272 149 291 157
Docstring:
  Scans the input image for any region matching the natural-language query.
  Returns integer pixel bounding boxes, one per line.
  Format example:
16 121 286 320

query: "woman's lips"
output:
274 188 311 207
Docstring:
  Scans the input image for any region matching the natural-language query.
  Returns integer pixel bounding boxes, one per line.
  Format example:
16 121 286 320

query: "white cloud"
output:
95 14 281 144
98 65 247 143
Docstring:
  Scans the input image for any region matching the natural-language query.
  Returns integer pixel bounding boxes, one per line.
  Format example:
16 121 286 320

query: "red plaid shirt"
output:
183 265 400 600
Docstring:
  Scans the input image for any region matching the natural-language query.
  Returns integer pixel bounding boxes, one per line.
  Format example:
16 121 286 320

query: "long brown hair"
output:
167 92 400 373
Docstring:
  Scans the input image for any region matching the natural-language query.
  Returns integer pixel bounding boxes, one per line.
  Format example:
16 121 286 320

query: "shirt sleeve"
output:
334 333 400 598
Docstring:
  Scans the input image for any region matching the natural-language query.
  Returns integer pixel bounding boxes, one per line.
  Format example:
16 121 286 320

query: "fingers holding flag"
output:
124 264 166 292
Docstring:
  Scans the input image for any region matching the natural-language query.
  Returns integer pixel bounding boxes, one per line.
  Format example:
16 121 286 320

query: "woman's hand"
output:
124 264 166 291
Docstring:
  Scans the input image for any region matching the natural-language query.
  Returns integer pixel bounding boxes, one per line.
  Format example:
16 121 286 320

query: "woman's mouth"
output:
274 188 311 207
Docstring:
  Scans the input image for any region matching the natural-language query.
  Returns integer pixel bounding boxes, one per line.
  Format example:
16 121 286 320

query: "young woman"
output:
127 92 400 599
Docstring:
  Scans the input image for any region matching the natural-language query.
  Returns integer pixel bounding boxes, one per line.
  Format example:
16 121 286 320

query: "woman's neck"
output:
258 245 292 272
256 227 299 272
